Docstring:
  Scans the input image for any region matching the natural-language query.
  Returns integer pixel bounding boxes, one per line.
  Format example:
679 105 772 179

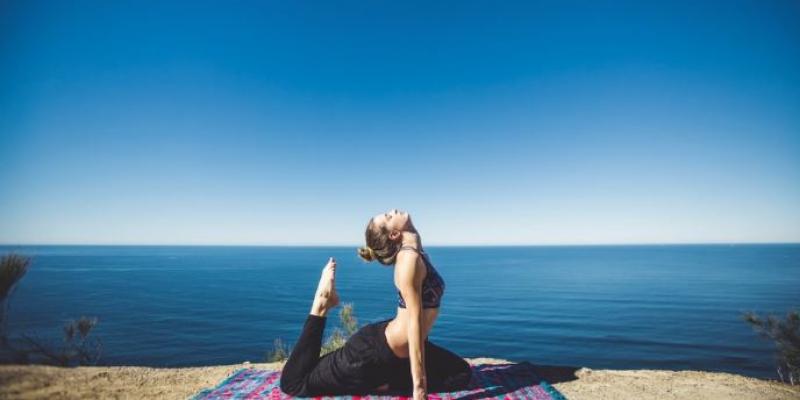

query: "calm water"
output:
2 245 798 379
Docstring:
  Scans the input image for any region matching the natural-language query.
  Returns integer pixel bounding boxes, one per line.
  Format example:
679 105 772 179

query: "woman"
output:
280 209 472 399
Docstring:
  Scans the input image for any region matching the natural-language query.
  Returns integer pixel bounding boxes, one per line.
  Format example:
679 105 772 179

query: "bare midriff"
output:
383 250 442 360
376 254 442 391
384 307 440 359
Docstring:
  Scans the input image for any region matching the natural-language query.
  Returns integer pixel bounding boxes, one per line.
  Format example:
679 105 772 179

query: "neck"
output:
401 231 421 249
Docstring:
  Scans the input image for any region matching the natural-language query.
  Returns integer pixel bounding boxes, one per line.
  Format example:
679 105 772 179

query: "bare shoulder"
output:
395 247 420 264
394 249 422 287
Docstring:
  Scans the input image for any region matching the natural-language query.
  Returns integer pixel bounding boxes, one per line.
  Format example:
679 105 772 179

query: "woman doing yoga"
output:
280 209 471 399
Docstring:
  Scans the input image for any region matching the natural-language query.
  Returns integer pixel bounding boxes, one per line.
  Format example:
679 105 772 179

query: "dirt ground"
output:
0 358 798 399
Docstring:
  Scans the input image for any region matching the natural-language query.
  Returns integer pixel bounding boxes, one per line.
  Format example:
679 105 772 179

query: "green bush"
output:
268 303 360 362
20 316 103 366
0 253 102 366
321 302 359 356
266 338 291 363
0 253 31 346
742 309 799 385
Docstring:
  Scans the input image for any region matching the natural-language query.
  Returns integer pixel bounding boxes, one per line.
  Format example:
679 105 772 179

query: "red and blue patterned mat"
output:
192 362 567 399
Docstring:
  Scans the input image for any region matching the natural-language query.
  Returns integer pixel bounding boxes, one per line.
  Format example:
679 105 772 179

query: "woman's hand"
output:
413 386 427 400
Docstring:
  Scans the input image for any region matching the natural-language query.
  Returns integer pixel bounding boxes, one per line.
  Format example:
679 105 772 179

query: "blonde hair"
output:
356 217 402 265
357 246 377 262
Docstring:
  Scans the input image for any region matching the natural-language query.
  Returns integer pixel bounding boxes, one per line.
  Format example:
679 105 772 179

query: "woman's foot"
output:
310 257 340 317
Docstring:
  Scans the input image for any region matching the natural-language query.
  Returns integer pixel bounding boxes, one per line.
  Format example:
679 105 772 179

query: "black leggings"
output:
280 314 472 397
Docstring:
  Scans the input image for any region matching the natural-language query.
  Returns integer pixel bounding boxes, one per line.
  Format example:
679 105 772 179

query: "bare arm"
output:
396 251 427 398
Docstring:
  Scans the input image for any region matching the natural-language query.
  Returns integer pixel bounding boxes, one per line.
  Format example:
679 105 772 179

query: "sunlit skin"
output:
369 209 439 360
310 209 436 398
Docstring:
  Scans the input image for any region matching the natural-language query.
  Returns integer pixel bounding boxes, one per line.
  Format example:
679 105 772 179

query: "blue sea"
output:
2 244 798 379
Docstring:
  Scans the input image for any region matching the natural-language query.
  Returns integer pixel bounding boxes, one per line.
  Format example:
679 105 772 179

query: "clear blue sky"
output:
1 1 798 245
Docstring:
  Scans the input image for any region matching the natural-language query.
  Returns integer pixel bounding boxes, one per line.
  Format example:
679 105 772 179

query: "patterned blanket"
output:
192 362 567 399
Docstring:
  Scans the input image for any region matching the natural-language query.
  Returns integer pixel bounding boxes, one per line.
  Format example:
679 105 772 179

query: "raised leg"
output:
279 258 340 395
282 321 383 397
279 314 328 395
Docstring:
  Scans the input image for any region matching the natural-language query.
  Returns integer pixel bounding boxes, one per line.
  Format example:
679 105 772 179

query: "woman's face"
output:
372 209 411 234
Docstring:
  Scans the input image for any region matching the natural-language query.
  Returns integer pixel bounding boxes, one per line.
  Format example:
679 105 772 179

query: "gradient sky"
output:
1 1 799 245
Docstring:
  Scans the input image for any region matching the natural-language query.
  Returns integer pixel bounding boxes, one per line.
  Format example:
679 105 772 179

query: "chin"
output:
404 218 417 233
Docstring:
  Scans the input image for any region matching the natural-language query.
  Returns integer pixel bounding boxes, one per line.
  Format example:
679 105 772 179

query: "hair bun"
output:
357 246 376 262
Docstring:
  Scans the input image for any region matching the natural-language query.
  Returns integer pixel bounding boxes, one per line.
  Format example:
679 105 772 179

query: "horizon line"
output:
1 241 799 247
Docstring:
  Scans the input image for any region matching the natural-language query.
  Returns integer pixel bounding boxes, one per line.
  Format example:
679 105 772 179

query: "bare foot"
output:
310 257 340 316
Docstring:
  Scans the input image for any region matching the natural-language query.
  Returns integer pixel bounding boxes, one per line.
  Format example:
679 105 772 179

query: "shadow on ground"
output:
372 361 579 399
528 361 581 384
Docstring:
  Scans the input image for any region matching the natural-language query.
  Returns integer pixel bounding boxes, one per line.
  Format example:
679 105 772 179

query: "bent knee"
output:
279 376 304 396
452 358 471 376
446 362 473 388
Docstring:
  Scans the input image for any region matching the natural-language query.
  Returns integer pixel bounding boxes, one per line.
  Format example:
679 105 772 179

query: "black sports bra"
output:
397 246 445 309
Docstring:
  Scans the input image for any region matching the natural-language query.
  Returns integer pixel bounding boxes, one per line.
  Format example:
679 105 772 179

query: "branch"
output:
19 333 66 366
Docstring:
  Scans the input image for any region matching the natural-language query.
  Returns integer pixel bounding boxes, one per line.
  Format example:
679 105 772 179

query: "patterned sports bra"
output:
397 246 446 309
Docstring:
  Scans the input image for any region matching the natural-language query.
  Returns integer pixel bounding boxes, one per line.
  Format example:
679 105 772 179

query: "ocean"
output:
2 244 797 379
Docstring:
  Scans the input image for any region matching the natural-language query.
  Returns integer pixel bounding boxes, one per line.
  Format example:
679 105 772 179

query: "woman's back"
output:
383 247 443 358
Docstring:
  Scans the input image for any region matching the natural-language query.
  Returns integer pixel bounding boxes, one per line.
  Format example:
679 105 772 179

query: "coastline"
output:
1 358 797 400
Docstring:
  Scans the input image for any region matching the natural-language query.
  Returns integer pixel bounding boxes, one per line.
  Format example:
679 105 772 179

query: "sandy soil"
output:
0 358 798 400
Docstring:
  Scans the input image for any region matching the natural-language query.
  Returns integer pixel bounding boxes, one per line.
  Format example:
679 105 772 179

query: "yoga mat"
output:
191 362 567 399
